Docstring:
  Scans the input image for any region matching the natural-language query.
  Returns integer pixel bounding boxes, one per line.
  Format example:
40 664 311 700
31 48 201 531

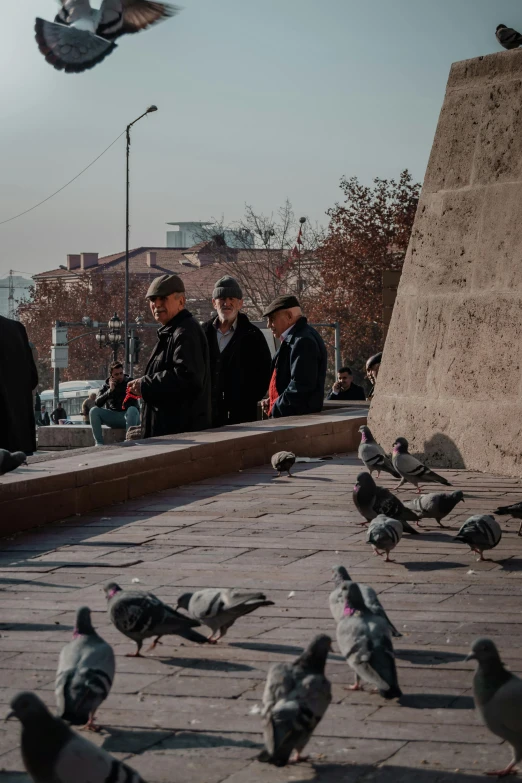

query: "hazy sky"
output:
1 0 519 277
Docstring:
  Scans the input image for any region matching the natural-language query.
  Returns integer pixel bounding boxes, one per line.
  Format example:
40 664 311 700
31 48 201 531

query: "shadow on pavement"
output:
395 649 467 666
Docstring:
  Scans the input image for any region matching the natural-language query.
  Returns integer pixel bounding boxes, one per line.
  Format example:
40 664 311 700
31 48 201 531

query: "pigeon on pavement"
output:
271 451 296 477
366 515 403 562
494 501 522 536
55 606 115 731
177 589 274 643
404 490 464 528
467 637 522 777
336 583 401 699
0 450 27 476
454 515 502 561
353 471 420 531
392 437 452 493
104 582 207 656
358 426 400 479
496 23 522 49
329 565 401 638
35 0 179 74
7 691 147 782
258 634 332 766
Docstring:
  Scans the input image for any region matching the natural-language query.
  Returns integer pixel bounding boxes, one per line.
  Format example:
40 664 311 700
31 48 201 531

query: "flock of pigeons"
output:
6 428 522 780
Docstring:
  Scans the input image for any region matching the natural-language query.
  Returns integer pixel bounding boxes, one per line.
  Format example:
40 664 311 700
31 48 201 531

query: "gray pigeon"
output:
358 425 400 479
0 450 27 476
336 583 401 699
7 691 147 783
467 638 522 777
454 515 502 561
494 501 522 536
271 451 296 477
35 0 179 74
366 515 403 562
176 589 275 643
259 634 332 767
404 490 465 528
496 23 522 50
392 437 452 493
104 582 207 656
353 471 420 532
55 606 115 731
329 565 401 638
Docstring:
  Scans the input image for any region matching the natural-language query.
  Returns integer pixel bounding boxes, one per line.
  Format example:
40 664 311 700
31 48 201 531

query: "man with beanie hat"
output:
127 273 211 437
203 275 271 427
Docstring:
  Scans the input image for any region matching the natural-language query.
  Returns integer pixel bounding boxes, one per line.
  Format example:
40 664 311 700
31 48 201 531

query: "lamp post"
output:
297 216 306 294
125 105 158 374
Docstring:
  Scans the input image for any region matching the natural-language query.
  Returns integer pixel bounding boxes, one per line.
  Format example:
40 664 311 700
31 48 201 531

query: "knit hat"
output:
212 276 243 300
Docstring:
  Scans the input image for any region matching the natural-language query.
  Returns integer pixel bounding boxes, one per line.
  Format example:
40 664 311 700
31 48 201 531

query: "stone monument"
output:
369 50 522 476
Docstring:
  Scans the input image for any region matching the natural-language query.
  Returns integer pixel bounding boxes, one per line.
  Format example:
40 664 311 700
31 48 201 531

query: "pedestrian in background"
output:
82 391 97 424
366 352 382 399
0 314 38 454
90 363 140 446
327 366 366 401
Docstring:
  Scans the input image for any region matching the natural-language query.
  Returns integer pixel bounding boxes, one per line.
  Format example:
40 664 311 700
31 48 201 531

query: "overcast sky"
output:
1 0 519 277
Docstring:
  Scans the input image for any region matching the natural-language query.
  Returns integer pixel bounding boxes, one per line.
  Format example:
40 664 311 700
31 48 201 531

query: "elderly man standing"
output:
203 276 271 427
0 314 38 454
127 274 211 438
261 294 327 418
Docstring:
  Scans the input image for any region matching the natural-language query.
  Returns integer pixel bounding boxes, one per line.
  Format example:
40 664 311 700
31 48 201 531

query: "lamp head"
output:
147 105 158 113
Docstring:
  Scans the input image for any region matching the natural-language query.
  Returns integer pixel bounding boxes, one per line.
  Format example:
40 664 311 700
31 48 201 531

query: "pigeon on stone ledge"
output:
0 450 27 476
496 24 522 50
392 437 452 493
358 425 401 479
35 0 180 74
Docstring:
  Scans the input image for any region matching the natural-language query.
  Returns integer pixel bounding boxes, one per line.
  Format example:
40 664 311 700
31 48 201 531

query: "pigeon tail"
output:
34 18 117 73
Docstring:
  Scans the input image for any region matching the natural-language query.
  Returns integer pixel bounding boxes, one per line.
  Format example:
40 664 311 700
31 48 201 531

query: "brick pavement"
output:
1 454 522 782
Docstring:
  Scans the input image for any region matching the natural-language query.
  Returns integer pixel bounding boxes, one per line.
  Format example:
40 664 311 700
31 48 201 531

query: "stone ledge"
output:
0 409 367 535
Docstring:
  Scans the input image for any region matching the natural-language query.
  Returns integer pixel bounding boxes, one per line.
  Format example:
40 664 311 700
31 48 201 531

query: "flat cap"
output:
146 274 185 298
261 294 300 318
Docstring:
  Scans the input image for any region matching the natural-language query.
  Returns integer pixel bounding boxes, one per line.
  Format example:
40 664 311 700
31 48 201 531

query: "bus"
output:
40 380 104 422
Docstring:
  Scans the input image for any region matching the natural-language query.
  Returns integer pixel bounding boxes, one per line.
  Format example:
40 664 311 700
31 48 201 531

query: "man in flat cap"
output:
202 275 271 427
261 294 327 418
127 274 211 438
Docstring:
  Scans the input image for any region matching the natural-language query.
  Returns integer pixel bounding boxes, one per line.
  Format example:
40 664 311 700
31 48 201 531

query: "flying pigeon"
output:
358 426 400 479
104 582 207 656
329 565 401 638
454 515 502 561
271 451 296 477
336 583 401 699
494 501 522 536
392 437 452 493
353 471 420 532
258 634 332 766
7 691 147 783
0 450 27 476
467 637 522 777
35 0 179 74
176 589 275 643
366 515 403 562
55 606 115 731
496 24 522 50
404 490 464 528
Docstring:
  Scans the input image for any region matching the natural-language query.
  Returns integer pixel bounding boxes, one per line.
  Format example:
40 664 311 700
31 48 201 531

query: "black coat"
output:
271 316 327 418
203 312 272 427
140 309 211 438
96 374 138 412
327 383 366 401
0 315 38 454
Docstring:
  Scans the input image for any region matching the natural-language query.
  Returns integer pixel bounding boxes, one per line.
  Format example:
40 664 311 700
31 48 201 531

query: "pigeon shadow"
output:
229 641 305 655
415 532 455 543
285 762 489 783
150 731 262 751
421 432 466 470
101 726 172 754
0 622 74 632
498 558 522 572
157 657 254 673
402 561 464 572
395 649 466 666
0 576 69 589
398 692 474 710
288 475 333 482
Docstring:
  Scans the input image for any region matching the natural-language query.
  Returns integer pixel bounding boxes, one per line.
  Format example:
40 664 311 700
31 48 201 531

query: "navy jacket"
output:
270 317 327 418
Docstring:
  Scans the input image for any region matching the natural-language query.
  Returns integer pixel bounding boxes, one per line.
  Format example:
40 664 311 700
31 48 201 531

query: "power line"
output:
0 130 126 227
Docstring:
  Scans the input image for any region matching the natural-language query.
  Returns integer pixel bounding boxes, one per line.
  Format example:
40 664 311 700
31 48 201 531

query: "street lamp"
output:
125 105 158 374
297 217 306 294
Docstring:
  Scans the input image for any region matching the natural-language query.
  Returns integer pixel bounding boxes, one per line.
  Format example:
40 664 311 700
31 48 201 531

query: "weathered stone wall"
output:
369 50 522 476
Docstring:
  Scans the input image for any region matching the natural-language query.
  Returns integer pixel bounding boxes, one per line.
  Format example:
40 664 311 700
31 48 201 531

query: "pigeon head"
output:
332 565 351 585
355 471 376 492
103 582 122 600
176 592 193 611
358 425 374 443
12 452 28 467
393 437 409 454
297 634 332 673
342 582 365 614
73 606 95 638
453 490 465 504
7 692 51 727
466 637 502 665
497 24 507 31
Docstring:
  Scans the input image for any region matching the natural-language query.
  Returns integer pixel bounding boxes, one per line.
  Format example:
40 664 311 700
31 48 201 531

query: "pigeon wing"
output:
52 732 145 782
34 19 116 73
487 676 522 736
120 0 179 33
262 662 294 718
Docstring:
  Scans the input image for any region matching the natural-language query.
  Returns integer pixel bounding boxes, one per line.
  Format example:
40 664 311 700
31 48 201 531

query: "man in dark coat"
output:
261 295 327 418
203 275 271 427
90 362 140 446
0 315 38 454
127 274 211 438
327 366 366 401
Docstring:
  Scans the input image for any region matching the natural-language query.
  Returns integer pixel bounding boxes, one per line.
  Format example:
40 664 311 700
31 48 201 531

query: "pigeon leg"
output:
346 674 363 691
81 712 100 733
146 636 163 651
376 470 381 478
126 641 144 658
290 751 309 763
287 470 292 477
384 551 395 563
485 760 517 776
435 518 446 528
415 485 423 494
394 479 405 491
357 519 370 526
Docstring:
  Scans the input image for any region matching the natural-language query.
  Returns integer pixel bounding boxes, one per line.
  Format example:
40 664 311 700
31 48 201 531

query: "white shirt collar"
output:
281 324 295 341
